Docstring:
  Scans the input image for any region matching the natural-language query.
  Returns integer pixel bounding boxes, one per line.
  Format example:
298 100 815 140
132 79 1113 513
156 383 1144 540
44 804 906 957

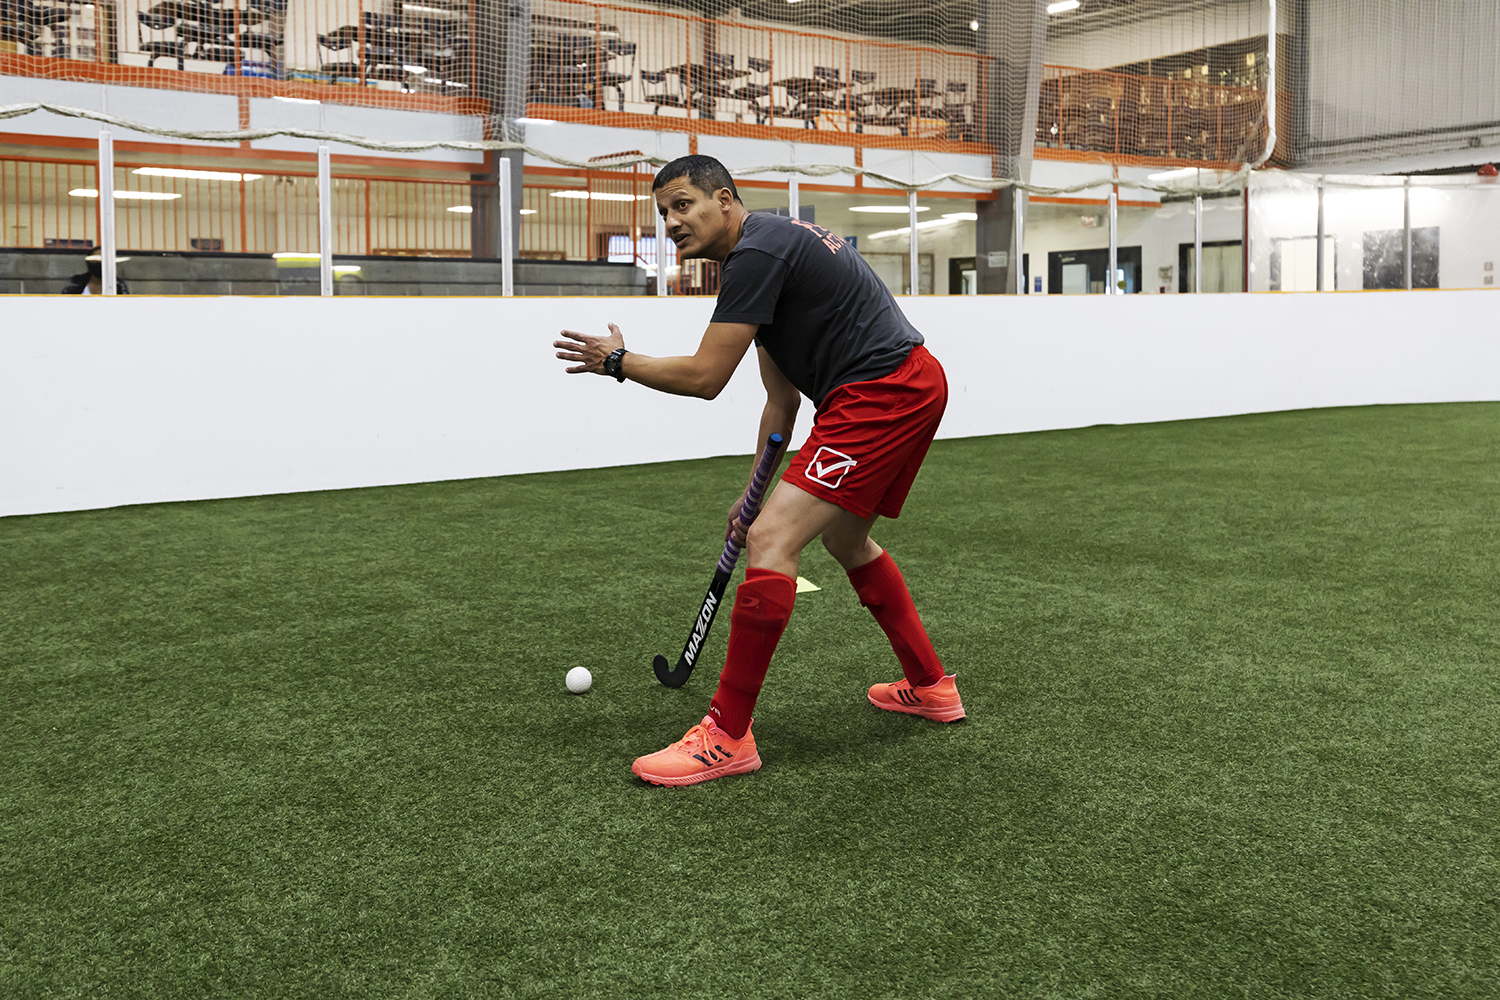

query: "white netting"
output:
1285 0 1500 171
1 0 1285 186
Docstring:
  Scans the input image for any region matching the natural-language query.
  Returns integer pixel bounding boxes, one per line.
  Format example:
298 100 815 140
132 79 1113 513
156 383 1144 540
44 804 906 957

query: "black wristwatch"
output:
603 347 628 382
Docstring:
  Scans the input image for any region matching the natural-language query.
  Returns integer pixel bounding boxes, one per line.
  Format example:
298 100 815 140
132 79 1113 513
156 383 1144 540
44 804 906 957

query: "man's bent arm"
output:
750 346 800 488
622 322 758 400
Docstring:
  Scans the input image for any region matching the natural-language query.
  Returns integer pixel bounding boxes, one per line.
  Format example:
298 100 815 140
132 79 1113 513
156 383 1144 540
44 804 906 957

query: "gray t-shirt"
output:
710 212 923 405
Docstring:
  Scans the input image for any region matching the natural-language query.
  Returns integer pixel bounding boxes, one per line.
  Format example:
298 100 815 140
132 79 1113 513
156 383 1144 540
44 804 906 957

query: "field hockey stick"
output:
653 432 785 688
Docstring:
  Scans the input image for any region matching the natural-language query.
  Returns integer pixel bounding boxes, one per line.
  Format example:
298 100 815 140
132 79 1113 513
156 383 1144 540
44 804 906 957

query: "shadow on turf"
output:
763 705 961 768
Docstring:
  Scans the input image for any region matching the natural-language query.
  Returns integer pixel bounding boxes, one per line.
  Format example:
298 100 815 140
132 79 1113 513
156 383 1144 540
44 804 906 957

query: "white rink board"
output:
3 291 1499 516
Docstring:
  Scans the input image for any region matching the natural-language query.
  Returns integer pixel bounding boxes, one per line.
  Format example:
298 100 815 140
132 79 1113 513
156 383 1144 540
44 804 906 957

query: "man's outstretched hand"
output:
554 323 625 375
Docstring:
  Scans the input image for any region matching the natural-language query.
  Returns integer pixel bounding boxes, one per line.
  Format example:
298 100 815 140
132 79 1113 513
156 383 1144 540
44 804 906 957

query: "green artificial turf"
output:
3 402 1498 999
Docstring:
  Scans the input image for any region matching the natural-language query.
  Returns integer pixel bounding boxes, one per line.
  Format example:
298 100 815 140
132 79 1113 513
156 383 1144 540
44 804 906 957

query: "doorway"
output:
1270 235 1336 291
1178 241 1244 293
1048 247 1142 294
949 256 975 294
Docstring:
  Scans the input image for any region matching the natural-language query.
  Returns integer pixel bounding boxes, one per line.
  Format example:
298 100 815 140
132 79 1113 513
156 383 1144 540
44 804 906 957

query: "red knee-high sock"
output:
709 568 798 740
847 550 945 687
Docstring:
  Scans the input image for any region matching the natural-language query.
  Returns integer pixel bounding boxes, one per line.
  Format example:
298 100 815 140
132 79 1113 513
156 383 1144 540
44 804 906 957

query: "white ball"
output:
565 666 593 694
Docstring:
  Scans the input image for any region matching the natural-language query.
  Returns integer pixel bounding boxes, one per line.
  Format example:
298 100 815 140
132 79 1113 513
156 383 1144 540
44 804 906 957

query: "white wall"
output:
1 78 239 147
5 78 488 165
4 291 1498 517
248 99 485 164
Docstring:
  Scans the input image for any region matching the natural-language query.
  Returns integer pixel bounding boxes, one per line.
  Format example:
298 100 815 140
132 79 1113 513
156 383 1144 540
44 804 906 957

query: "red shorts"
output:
784 344 947 520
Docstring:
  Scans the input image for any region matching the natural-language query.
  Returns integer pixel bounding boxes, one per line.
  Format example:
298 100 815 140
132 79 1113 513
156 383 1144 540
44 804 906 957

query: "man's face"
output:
655 177 737 262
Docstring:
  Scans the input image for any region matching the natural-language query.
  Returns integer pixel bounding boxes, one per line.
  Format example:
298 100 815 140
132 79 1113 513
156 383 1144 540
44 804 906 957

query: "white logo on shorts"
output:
805 447 858 488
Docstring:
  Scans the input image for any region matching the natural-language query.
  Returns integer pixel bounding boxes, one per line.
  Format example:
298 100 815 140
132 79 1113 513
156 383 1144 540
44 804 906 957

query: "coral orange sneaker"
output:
868 673 966 722
632 715 763 787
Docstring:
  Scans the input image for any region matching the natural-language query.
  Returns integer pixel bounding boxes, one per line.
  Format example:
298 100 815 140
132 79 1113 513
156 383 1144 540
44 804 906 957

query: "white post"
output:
1194 193 1203 293
317 145 332 298
1107 187 1118 295
500 155 514 297
1403 176 1412 291
788 178 800 222
1013 185 1025 294
1315 179 1325 291
655 167 668 297
908 188 919 295
97 128 116 296
1262 0 1277 165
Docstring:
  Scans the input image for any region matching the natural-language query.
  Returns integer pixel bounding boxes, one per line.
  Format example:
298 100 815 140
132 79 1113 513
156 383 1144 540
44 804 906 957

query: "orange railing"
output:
0 151 739 292
0 157 100 248
1 152 658 264
526 0 985 145
1035 65 1267 165
0 154 477 255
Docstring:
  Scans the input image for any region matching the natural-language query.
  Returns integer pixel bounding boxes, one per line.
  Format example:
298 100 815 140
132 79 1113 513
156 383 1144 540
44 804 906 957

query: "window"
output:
1363 228 1438 289
607 234 677 268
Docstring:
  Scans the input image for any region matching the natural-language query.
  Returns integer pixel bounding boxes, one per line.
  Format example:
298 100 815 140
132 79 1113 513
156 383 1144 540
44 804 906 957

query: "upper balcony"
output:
2 0 1268 168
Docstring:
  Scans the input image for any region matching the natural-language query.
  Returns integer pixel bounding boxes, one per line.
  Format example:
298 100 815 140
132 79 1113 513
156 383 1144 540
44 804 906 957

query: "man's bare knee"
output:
748 518 795 564
820 531 855 564
821 520 881 571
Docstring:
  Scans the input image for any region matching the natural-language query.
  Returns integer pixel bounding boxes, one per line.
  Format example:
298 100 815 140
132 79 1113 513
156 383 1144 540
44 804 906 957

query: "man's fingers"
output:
557 329 590 343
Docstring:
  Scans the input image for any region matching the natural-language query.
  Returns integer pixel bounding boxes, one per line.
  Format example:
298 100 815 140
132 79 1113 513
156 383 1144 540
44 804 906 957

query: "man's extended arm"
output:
554 322 758 400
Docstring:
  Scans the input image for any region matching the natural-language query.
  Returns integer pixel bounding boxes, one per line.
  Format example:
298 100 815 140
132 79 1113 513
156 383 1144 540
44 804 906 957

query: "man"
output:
553 154 963 787
61 255 129 295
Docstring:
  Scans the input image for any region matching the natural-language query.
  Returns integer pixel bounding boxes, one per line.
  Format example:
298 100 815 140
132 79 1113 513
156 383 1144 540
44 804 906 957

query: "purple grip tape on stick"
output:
652 431 786 688
717 432 783 574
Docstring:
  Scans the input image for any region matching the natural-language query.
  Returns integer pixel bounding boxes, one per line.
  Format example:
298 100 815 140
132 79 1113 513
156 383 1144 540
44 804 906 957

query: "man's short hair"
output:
652 155 741 203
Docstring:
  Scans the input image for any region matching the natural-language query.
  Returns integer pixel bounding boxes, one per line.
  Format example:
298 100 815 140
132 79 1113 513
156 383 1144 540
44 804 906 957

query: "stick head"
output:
654 653 692 688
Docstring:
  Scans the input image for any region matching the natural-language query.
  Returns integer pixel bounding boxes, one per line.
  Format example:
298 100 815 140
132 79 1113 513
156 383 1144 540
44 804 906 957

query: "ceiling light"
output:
867 218 963 239
969 19 978 30
403 64 427 74
69 189 182 200
520 209 537 215
447 205 473 213
134 167 263 182
402 3 450 11
1047 0 1080 13
549 190 650 202
272 252 321 259
850 205 929 214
